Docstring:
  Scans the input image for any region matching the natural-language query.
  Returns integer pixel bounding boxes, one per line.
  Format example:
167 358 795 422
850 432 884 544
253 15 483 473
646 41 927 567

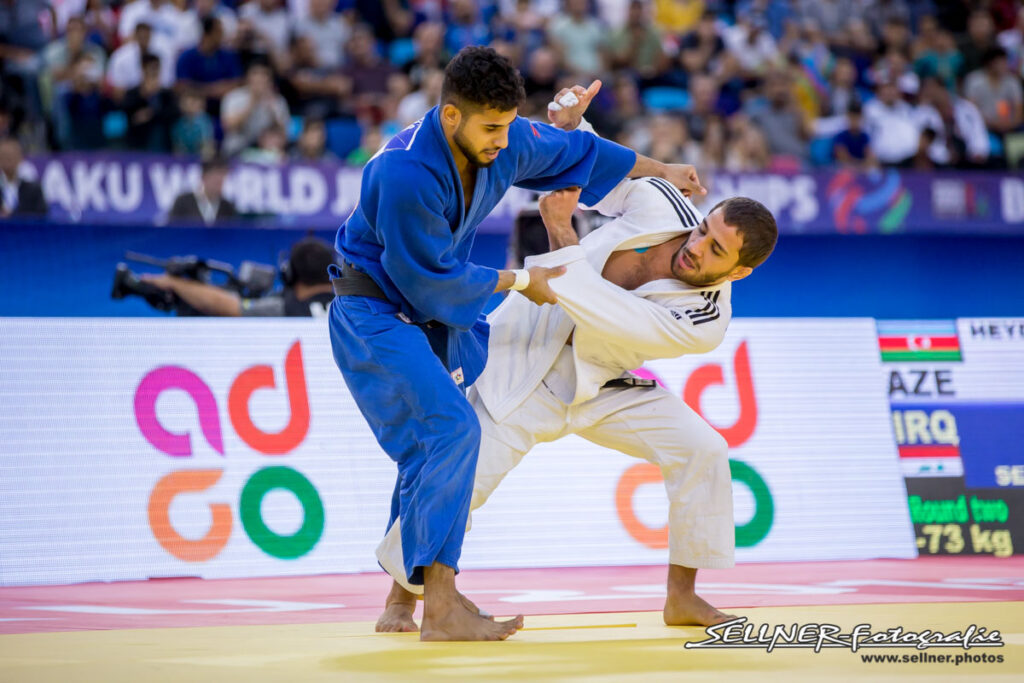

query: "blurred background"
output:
0 0 1022 318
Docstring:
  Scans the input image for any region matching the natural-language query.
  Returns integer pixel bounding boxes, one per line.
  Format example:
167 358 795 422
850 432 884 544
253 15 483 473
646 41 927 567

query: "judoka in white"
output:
376 90 779 632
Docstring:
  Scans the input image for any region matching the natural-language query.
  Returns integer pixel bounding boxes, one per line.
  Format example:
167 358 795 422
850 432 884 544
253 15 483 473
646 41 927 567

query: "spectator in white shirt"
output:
220 61 290 157
722 14 779 77
179 0 239 51
118 0 188 52
964 47 1024 137
239 0 293 57
863 77 922 166
396 67 443 127
106 21 177 98
997 6 1024 78
39 16 107 115
915 74 990 168
288 0 311 23
294 0 352 70
547 0 606 76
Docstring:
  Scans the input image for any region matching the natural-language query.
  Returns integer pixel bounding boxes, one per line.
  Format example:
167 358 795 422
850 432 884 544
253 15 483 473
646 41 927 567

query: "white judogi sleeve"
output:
526 131 725 357
528 245 727 357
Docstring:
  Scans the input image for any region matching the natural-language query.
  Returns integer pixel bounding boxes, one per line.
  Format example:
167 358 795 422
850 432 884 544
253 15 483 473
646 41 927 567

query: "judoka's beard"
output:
453 124 498 168
671 243 724 287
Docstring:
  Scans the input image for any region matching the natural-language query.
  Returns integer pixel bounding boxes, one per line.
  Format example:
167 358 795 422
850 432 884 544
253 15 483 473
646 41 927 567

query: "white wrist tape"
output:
510 269 530 291
547 91 580 112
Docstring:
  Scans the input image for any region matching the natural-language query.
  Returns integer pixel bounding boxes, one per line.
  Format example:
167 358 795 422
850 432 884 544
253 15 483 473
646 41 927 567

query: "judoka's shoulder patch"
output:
670 310 683 321
684 290 721 325
529 122 540 138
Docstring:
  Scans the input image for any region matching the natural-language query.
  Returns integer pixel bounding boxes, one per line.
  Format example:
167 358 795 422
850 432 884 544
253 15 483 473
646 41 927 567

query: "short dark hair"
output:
201 16 220 37
982 46 1008 67
141 52 160 70
201 156 229 175
441 46 525 112
246 57 272 74
710 197 777 269
289 237 336 286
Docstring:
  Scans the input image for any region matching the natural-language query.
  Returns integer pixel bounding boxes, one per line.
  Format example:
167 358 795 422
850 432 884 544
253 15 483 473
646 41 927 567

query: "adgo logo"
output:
616 342 775 549
134 341 325 562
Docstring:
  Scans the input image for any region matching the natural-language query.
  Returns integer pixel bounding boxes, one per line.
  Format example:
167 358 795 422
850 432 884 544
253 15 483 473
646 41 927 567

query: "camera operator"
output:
141 237 336 317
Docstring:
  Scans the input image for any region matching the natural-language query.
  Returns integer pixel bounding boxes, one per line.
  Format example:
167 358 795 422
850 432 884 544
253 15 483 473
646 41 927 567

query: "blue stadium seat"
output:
989 132 1005 158
102 111 128 140
288 115 304 142
325 118 363 159
809 136 835 167
388 38 416 68
641 87 691 112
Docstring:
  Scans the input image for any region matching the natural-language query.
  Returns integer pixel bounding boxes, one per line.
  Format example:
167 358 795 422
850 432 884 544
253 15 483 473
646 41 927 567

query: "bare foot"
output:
419 562 522 641
663 591 738 627
375 580 419 633
420 601 523 642
458 591 493 620
376 601 418 632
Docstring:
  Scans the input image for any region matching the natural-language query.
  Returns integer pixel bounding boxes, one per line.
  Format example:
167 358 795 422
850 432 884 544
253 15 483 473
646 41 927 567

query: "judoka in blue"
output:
328 105 636 586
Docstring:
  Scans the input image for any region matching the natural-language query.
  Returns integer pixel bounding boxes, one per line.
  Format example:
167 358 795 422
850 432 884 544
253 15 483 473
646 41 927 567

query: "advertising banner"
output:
16 153 1024 234
19 153 528 233
0 318 915 586
461 319 916 570
878 318 1024 557
706 169 1024 235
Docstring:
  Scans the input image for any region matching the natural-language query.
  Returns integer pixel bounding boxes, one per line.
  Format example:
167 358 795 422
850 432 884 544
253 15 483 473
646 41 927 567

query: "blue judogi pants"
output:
328 295 481 586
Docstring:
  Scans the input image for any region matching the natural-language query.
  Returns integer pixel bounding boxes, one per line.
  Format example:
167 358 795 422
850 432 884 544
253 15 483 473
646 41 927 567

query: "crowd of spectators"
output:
1 0 1023 172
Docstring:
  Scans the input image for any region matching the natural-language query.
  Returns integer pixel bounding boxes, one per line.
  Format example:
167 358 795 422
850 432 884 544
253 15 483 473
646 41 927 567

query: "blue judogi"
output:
329 106 635 585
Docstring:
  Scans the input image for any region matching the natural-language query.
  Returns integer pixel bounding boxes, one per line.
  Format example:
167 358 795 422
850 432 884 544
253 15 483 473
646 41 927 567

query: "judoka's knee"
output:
436 401 481 454
702 428 729 462
459 411 482 453
663 422 728 468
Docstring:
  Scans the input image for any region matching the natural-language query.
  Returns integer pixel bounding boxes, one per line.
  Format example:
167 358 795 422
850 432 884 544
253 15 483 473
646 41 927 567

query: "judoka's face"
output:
449 105 517 167
672 209 750 286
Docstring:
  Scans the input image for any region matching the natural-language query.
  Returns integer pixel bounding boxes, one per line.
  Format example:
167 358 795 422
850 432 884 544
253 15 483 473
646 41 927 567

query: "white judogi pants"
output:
377 347 735 594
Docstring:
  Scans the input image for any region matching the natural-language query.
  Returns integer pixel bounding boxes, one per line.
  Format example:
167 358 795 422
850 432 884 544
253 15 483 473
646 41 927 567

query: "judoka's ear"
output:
441 103 463 128
727 266 753 282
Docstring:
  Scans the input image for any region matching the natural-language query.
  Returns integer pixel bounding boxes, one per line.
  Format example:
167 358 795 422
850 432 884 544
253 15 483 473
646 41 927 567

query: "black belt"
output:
332 263 388 299
602 377 657 388
332 263 442 328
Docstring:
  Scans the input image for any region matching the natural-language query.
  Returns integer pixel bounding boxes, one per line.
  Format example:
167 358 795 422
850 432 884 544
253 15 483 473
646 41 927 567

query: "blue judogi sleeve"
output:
363 157 499 330
510 118 637 206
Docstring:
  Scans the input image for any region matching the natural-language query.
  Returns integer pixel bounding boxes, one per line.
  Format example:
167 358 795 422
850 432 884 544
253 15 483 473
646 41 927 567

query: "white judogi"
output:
378 176 736 593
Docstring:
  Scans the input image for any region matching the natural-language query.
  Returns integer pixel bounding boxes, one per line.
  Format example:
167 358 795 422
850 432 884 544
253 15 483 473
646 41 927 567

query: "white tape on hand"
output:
547 91 580 112
510 269 531 292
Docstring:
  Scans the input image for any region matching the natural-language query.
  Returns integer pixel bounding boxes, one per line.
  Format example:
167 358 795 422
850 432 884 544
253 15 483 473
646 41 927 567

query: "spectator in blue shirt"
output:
175 17 242 117
445 0 493 56
832 102 876 170
59 53 111 150
172 88 215 157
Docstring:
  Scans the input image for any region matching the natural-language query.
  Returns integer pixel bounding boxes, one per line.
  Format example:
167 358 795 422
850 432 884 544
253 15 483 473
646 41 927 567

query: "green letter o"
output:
730 459 774 547
240 466 325 559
